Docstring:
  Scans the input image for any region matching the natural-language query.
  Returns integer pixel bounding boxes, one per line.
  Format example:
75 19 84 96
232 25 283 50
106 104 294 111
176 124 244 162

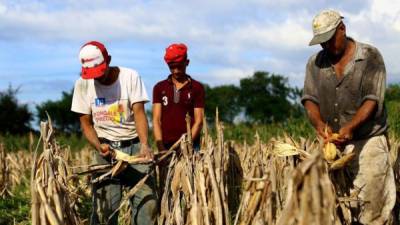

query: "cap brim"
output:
309 28 336 46
81 63 107 79
164 55 187 64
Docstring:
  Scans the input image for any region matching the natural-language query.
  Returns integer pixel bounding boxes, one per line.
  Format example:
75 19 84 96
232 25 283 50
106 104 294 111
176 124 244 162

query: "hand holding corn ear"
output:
323 131 340 162
336 125 354 144
138 144 154 160
317 123 332 141
99 143 113 158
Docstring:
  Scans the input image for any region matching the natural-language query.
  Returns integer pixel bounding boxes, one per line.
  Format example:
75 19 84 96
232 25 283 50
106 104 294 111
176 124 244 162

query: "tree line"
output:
1 71 399 135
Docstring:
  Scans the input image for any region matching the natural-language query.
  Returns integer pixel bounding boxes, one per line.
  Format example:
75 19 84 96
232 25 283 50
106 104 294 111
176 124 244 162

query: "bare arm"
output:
152 103 165 151
132 102 149 146
79 114 111 157
132 102 153 159
191 107 204 140
79 114 101 151
304 100 332 139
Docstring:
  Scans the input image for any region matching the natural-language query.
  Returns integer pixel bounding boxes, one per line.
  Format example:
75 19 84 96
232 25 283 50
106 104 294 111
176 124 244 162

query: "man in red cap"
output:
152 43 205 193
71 41 157 225
152 43 205 152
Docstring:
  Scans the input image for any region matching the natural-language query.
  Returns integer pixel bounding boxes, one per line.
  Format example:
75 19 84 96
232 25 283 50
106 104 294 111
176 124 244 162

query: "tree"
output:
204 84 240 123
36 90 80 133
386 83 400 137
0 86 33 134
239 71 295 123
386 84 400 102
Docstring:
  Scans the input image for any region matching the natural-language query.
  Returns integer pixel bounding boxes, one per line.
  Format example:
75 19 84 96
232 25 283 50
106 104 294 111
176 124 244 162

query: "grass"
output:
0 184 30 225
0 132 87 153
221 116 314 144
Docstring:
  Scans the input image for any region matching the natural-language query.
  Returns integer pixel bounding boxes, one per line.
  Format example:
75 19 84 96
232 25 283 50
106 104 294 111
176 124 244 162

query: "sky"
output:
0 0 399 107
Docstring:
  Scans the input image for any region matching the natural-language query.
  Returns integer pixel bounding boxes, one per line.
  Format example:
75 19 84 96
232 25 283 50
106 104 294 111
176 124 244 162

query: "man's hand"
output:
156 140 167 152
336 125 354 144
139 144 154 160
316 122 332 141
98 143 113 158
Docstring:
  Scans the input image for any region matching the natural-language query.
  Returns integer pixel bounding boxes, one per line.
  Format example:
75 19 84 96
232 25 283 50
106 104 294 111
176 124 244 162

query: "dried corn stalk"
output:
276 151 338 225
31 119 81 225
0 143 13 198
158 113 231 225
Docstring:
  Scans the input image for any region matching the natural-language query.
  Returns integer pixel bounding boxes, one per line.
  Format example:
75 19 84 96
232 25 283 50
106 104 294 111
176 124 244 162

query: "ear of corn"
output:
323 142 337 161
113 149 152 164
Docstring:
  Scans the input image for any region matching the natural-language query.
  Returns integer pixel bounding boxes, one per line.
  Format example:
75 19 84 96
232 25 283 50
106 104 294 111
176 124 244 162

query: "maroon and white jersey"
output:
153 75 205 145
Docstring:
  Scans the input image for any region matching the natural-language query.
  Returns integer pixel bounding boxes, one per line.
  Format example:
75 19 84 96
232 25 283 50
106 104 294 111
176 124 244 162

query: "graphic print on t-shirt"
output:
92 98 128 125
95 97 106 106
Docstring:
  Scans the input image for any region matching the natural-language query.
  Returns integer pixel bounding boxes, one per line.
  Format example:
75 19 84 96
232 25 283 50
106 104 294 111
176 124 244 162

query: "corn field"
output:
0 116 399 225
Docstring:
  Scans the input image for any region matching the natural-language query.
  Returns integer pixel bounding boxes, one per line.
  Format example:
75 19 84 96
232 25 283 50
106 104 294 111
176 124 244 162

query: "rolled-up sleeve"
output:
361 48 386 115
301 58 319 105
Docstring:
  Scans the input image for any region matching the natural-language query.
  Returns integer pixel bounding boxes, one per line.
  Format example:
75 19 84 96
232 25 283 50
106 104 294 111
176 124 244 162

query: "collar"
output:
351 38 366 61
167 74 192 84
319 37 365 64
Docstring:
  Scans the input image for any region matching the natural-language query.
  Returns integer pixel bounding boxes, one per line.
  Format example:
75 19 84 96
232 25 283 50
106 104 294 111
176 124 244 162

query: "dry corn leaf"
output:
272 141 301 157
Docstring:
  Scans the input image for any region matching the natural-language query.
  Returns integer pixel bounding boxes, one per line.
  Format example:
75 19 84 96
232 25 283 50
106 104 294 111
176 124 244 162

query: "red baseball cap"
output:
79 41 109 79
164 43 188 64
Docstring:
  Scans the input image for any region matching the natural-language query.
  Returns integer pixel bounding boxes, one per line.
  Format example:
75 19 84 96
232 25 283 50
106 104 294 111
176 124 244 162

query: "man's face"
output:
320 24 346 57
94 64 110 82
168 60 188 77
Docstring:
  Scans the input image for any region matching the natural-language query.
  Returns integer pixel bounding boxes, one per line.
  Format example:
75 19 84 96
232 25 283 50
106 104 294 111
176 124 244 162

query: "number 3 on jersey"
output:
162 96 168 106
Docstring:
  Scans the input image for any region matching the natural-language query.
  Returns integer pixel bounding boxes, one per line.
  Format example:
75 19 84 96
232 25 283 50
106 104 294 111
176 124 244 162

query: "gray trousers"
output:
90 143 157 225
344 135 396 225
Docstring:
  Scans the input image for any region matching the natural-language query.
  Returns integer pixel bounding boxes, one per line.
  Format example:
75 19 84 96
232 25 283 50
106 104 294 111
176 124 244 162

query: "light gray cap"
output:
309 9 344 46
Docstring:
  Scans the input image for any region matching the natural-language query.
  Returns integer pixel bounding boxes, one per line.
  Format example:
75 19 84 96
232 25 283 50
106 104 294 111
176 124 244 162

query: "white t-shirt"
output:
71 67 149 141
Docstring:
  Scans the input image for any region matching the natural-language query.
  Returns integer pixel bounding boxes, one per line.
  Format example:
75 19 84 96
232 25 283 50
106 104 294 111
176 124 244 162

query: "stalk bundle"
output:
30 120 81 225
158 113 230 225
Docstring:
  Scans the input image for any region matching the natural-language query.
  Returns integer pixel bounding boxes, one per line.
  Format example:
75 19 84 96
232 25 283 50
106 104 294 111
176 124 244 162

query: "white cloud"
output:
205 68 255 85
0 0 399 105
0 2 6 13
230 19 310 51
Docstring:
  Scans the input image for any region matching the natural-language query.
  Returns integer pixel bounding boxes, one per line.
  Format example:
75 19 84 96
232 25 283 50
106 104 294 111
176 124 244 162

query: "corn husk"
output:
113 149 152 164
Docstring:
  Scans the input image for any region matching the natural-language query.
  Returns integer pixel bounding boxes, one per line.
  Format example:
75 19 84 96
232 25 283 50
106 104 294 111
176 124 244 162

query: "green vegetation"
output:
0 86 33 135
37 90 81 134
0 185 30 225
238 71 301 123
223 116 314 143
204 84 240 124
0 132 87 152
204 71 302 124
